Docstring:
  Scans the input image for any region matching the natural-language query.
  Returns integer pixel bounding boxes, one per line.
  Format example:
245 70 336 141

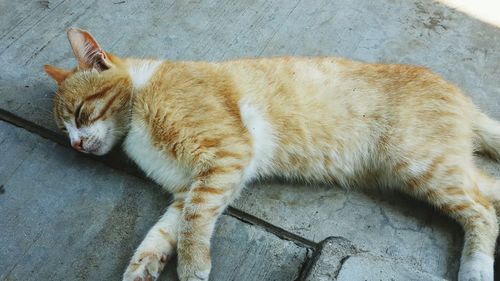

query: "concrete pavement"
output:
1 0 500 280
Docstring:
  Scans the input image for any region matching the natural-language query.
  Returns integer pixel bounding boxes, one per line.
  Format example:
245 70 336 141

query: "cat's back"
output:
220 56 474 133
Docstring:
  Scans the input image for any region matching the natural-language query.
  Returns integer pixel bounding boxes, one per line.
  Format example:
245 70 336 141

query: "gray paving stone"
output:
303 237 358 281
233 181 463 279
211 216 308 281
336 255 445 281
304 237 445 281
0 121 308 281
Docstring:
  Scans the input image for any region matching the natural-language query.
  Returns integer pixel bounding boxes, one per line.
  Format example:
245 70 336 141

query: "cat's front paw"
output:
177 268 210 281
176 239 211 281
458 252 494 281
177 261 210 281
123 251 171 281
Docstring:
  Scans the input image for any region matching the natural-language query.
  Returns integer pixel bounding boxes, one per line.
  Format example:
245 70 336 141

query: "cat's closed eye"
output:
74 102 84 127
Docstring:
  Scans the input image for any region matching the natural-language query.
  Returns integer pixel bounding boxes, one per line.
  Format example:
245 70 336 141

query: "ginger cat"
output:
44 29 499 281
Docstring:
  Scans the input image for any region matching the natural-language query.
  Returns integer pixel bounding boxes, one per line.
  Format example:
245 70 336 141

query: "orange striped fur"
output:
45 29 500 281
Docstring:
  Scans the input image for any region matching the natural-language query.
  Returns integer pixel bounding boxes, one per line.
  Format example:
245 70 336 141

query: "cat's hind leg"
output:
398 158 497 281
123 190 187 281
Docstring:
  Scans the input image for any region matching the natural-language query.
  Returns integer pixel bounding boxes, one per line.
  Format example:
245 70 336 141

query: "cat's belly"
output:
123 122 193 192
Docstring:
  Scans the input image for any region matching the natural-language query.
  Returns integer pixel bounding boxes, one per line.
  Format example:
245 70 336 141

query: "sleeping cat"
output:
44 28 499 281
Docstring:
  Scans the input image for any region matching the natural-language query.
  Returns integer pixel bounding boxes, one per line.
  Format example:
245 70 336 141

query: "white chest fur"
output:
123 122 193 192
239 99 278 182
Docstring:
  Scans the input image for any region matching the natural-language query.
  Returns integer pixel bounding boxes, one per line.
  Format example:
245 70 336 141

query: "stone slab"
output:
336 255 445 281
233 181 463 279
304 237 445 281
303 237 358 281
0 121 308 281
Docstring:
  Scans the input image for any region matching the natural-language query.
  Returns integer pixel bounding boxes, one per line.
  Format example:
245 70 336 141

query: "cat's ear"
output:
44 64 72 84
67 28 112 71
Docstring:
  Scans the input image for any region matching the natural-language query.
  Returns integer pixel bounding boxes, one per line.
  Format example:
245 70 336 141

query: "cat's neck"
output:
125 58 164 91
113 58 163 136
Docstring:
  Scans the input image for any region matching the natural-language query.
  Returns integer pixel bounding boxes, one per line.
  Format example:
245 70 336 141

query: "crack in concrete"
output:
295 247 314 281
332 255 352 280
297 237 363 281
377 204 422 233
226 206 317 249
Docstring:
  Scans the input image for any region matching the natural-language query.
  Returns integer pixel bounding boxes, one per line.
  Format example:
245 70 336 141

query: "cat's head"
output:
45 29 131 155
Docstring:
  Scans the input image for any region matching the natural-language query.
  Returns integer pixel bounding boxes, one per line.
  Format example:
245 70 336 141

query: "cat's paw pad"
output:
123 251 170 281
458 252 493 281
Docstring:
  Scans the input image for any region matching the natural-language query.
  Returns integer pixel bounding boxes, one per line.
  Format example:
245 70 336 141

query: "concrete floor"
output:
1 0 500 280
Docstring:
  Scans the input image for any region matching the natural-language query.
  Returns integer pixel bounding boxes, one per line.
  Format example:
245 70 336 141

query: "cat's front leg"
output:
176 167 245 281
123 191 187 281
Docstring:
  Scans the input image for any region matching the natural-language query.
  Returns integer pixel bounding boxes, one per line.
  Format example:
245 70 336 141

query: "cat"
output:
44 28 500 281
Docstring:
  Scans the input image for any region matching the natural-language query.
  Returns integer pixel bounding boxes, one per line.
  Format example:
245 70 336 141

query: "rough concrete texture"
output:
233 181 463 279
303 237 358 281
336 255 446 281
304 237 445 281
1 0 500 280
0 121 308 281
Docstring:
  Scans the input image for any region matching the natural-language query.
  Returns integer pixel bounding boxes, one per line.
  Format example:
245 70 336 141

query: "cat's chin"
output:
88 144 114 156
79 142 114 156
84 130 119 156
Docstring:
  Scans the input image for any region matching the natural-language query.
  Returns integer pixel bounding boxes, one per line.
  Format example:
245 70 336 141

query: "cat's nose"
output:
71 139 83 150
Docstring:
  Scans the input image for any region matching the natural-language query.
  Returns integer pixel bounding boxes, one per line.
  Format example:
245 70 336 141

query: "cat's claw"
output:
123 252 170 281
